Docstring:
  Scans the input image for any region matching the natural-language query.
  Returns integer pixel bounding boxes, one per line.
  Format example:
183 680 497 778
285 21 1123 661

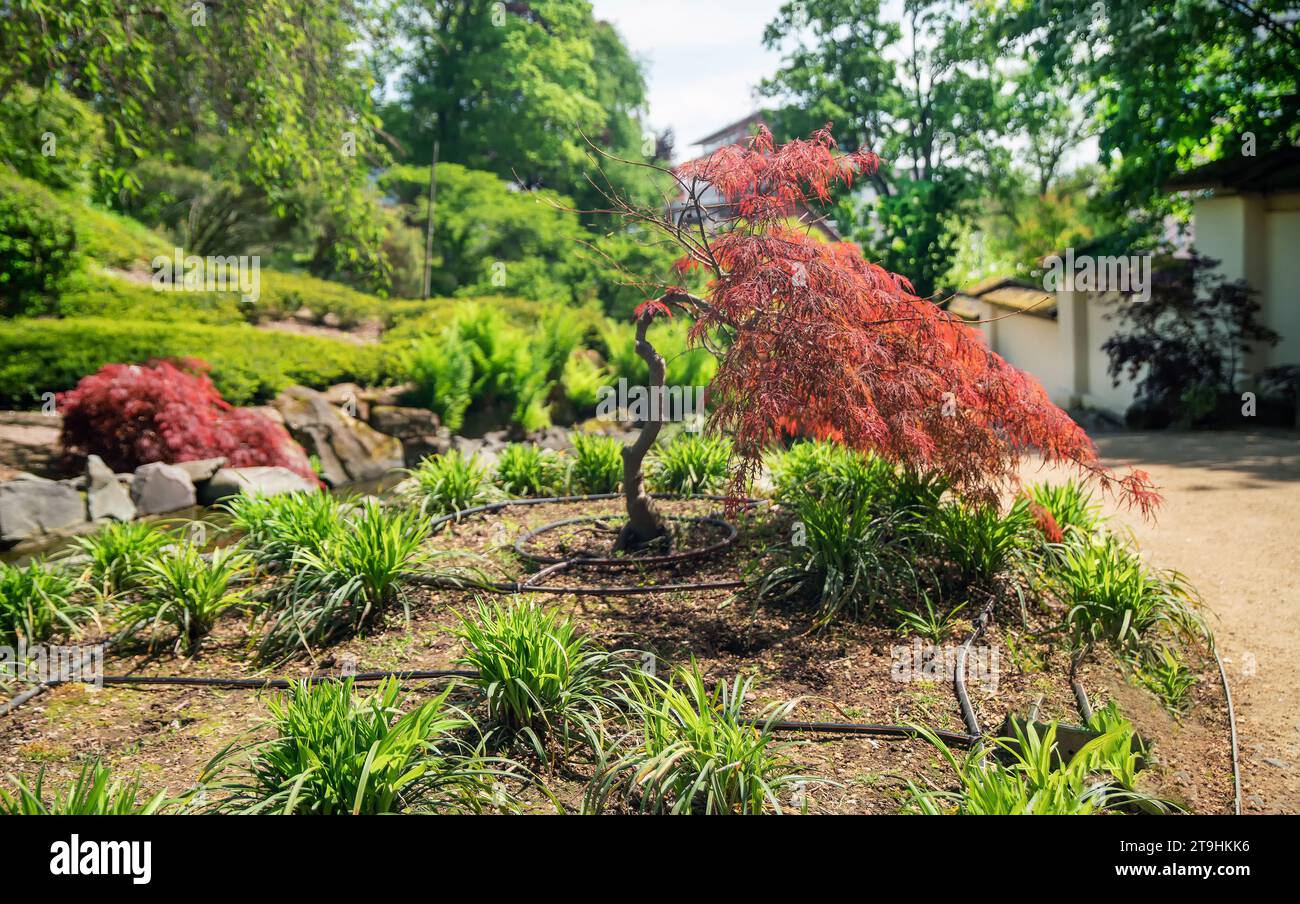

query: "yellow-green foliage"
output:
0 317 388 405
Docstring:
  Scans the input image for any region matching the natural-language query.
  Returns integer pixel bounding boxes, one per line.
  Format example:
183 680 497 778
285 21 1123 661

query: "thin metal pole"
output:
422 139 440 299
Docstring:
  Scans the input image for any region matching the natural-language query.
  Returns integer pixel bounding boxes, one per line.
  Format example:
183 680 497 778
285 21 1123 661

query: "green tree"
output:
382 0 663 216
998 0 1300 222
761 0 1004 297
0 1 392 291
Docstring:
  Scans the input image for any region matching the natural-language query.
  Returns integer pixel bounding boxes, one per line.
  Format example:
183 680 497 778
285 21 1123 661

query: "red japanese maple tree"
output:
58 359 316 481
588 126 1157 549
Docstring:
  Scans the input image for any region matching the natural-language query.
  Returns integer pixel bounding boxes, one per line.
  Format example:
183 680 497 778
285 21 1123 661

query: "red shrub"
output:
57 359 316 481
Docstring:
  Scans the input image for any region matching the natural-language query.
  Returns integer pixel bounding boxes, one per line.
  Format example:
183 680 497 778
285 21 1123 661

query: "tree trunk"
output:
614 309 671 552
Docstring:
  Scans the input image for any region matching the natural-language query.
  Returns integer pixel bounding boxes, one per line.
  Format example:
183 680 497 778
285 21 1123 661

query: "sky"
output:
589 0 789 157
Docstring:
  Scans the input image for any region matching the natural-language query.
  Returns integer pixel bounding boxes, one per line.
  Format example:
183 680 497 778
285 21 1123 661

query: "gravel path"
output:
1025 429 1300 813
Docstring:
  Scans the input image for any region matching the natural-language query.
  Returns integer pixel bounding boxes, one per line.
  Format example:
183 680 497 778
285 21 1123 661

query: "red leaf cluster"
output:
58 359 316 481
672 127 1158 515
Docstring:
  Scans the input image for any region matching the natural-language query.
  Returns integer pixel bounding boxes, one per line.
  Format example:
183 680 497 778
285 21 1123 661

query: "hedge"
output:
0 317 392 407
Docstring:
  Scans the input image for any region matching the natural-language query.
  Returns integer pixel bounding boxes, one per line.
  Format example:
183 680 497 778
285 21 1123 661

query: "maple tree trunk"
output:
614 309 671 552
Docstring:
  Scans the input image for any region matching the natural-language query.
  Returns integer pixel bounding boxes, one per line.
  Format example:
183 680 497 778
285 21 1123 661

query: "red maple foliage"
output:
58 359 316 481
1027 502 1065 544
624 126 1159 515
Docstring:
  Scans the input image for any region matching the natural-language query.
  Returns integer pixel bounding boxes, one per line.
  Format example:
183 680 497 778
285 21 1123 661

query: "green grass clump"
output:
493 443 567 497
222 490 342 568
406 449 491 516
118 545 252 653
1026 480 1102 536
454 598 623 761
0 560 89 646
569 432 623 494
1131 646 1198 715
904 717 1175 815
1053 533 1205 653
0 761 170 815
258 501 436 660
202 679 497 814
586 662 813 814
769 441 948 519
648 432 731 494
915 498 1038 586
758 490 917 627
72 520 175 596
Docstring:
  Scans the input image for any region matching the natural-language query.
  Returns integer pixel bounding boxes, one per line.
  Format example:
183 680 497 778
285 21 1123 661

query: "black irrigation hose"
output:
514 515 738 567
3 666 980 747
1068 645 1241 816
413 574 747 596
1213 645 1243 816
953 599 995 737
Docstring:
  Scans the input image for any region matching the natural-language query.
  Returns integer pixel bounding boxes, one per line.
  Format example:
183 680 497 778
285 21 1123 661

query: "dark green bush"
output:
0 317 389 406
0 172 81 316
0 86 105 194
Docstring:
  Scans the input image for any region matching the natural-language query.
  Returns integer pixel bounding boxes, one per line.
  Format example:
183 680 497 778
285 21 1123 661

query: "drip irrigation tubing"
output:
953 599 995 737
1213 644 1243 816
1 666 979 748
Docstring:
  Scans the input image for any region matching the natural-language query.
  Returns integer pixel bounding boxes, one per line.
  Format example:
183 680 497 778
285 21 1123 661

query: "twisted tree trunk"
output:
614 307 671 552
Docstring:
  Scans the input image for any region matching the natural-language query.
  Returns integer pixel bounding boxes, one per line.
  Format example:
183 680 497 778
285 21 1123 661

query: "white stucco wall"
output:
1192 190 1300 373
989 313 1072 406
1265 207 1300 368
1081 293 1139 413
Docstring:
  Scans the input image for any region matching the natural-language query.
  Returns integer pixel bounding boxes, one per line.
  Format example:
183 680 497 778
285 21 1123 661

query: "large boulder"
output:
0 474 86 544
85 455 135 522
368 405 440 439
369 405 447 467
272 386 403 487
130 462 197 515
0 411 64 478
174 456 227 483
199 466 319 505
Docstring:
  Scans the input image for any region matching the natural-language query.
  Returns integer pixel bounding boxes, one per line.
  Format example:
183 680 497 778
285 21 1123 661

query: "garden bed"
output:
0 495 1236 815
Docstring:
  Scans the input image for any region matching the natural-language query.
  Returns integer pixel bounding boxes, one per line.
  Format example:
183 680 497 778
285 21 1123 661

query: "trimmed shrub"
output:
57 359 315 478
0 86 105 193
0 171 81 316
0 317 386 406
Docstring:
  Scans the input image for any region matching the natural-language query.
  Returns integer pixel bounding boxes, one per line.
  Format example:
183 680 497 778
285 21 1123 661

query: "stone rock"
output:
130 462 197 515
174 457 227 483
400 432 452 467
0 410 65 478
0 474 87 543
199 466 319 504
323 383 368 420
248 405 285 426
527 426 573 452
368 405 441 439
86 455 135 522
272 386 403 487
